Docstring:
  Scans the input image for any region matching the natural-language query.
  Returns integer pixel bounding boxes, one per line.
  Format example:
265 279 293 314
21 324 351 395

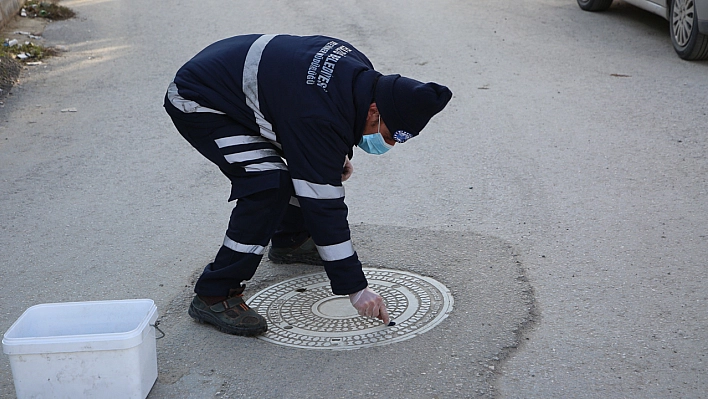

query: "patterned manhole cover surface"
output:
246 268 454 350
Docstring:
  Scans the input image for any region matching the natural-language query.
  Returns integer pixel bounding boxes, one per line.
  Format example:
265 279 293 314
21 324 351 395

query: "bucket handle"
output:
151 319 166 339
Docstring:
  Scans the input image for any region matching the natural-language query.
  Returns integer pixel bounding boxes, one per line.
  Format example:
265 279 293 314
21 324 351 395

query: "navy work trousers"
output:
165 98 308 296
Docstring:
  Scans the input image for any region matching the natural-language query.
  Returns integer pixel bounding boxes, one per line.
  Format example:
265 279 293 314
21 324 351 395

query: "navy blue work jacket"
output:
170 34 381 295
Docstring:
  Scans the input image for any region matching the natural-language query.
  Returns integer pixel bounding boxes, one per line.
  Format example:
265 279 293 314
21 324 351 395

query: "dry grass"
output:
0 41 59 61
22 0 75 20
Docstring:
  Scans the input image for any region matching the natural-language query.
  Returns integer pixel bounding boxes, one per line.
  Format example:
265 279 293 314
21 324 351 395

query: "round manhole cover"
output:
246 268 453 350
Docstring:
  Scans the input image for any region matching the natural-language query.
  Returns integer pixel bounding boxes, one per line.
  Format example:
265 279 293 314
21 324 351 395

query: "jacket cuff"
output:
323 253 368 295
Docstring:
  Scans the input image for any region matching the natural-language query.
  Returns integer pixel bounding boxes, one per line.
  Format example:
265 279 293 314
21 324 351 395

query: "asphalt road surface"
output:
1 0 706 398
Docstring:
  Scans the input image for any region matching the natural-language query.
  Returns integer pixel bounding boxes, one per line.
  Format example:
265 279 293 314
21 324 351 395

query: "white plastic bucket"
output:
2 299 159 399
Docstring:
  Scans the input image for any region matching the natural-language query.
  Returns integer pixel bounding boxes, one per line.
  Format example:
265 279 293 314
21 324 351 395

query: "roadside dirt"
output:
0 53 21 98
1 15 50 101
0 0 73 103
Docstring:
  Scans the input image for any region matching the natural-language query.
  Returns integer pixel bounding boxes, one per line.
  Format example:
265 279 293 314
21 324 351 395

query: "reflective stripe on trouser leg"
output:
222 236 265 255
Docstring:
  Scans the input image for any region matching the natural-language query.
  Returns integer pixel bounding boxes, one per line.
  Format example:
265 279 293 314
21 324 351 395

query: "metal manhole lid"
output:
246 268 453 350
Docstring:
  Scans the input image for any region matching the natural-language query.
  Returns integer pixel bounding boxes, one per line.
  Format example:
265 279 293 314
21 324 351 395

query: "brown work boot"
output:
188 285 267 336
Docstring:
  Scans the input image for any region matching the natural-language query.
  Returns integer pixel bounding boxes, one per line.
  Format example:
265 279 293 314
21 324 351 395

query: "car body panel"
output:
621 0 708 33
623 0 667 18
697 0 708 33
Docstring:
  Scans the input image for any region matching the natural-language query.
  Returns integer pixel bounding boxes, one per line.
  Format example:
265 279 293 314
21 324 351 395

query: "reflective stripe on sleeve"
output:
244 162 288 172
167 82 225 114
316 240 355 262
292 179 345 199
215 135 282 152
223 149 280 164
243 34 278 142
215 136 268 148
289 196 300 207
223 235 265 255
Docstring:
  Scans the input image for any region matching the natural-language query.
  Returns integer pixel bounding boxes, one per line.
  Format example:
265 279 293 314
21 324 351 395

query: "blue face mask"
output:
358 116 393 155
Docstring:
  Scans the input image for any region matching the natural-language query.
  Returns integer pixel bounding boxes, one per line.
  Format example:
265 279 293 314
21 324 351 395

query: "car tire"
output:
670 0 708 60
577 0 614 12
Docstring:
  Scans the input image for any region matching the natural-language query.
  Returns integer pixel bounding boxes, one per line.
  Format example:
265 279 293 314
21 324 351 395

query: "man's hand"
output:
342 156 353 182
349 287 390 325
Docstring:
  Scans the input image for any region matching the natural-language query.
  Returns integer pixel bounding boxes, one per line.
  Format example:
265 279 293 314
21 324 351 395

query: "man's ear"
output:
366 103 379 123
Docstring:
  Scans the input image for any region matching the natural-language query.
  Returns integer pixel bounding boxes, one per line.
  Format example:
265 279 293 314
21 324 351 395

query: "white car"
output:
577 0 708 60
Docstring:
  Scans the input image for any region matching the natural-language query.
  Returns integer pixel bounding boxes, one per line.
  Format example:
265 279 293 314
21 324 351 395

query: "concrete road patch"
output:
148 224 535 398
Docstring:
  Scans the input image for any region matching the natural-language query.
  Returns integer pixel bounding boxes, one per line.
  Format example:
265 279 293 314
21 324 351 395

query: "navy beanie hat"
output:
375 74 452 143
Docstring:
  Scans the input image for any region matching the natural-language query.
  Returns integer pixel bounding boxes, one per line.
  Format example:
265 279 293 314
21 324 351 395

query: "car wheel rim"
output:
672 0 695 47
